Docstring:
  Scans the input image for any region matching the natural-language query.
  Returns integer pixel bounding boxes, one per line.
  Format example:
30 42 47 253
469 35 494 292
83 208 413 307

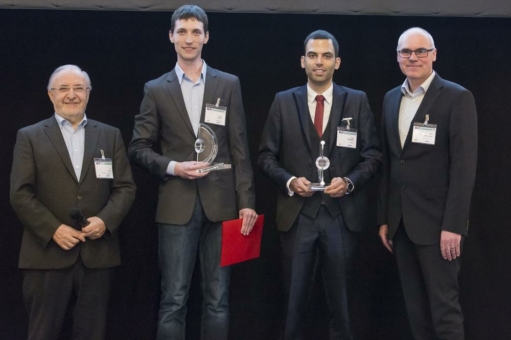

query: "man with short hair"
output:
378 27 478 339
128 5 256 340
258 30 382 340
10 64 136 340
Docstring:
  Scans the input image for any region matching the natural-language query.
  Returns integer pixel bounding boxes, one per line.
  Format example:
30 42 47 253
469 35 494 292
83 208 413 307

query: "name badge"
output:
412 123 437 145
337 127 357 149
94 150 113 179
205 101 227 126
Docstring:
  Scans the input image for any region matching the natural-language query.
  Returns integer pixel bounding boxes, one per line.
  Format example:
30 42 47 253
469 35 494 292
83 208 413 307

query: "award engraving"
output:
309 141 330 191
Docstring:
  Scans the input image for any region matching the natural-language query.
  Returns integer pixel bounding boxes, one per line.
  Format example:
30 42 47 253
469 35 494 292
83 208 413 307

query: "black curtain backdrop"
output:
1 9 510 340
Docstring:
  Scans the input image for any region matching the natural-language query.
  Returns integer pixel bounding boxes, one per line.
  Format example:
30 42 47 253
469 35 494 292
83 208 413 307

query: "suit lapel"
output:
166 70 195 136
293 85 313 155
43 117 79 183
81 120 99 183
201 66 218 122
387 88 404 153
402 74 443 152
327 84 347 156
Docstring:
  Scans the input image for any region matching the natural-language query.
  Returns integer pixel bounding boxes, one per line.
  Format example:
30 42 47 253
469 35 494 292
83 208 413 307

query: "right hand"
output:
379 224 394 253
53 224 86 250
290 177 314 197
174 161 211 180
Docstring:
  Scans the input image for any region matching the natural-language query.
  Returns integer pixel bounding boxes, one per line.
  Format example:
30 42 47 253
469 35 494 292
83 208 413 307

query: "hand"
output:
324 177 347 197
239 208 258 235
174 161 211 180
53 224 86 250
379 224 393 253
82 216 106 240
440 230 462 261
290 177 314 197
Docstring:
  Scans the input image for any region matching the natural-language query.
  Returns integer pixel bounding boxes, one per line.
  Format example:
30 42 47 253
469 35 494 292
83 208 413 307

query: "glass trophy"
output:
309 141 330 191
195 123 230 173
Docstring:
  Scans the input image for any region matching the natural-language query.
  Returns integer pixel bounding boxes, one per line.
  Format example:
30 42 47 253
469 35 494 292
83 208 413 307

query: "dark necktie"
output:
314 95 325 137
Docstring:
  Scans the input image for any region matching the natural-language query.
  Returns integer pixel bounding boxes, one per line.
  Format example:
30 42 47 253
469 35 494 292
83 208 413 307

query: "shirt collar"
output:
54 113 88 128
307 83 334 105
401 70 436 97
175 61 207 85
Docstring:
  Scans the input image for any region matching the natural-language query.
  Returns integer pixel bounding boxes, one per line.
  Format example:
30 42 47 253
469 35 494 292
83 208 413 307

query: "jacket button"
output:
400 160 405 164
77 195 83 200
401 185 406 190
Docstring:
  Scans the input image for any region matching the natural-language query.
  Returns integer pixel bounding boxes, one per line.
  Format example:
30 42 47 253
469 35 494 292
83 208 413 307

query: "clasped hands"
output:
52 216 106 250
290 177 348 198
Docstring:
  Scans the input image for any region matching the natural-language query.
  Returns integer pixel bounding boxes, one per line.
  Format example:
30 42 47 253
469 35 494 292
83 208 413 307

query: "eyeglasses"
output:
49 86 91 93
397 48 435 58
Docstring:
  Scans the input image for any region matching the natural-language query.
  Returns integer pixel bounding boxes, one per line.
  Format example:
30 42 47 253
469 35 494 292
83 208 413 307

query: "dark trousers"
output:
394 223 464 340
157 198 231 340
22 257 114 340
280 206 358 340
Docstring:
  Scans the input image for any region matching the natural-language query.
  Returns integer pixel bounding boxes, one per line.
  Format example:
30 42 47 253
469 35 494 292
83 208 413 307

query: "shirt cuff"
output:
166 161 177 176
286 176 297 197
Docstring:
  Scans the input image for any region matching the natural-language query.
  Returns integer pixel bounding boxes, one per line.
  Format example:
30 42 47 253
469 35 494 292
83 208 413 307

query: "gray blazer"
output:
10 117 136 269
128 66 255 225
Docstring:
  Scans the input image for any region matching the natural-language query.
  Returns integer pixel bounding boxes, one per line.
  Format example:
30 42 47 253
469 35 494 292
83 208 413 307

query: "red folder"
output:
221 214 264 267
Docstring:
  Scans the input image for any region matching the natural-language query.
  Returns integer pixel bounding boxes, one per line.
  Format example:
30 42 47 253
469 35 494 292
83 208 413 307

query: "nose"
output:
408 52 419 61
185 33 193 43
66 88 77 99
316 56 323 65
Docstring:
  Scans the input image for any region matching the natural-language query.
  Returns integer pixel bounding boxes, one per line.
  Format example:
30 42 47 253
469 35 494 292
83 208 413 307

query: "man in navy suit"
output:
258 30 382 340
378 27 478 340
128 5 256 340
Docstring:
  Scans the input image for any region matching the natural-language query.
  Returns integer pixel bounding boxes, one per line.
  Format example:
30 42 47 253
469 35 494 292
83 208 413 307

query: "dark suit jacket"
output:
10 117 136 269
258 83 382 232
128 66 255 225
378 74 478 245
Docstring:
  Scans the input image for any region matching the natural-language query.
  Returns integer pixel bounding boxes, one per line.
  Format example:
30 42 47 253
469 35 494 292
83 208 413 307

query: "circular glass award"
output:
195 123 218 164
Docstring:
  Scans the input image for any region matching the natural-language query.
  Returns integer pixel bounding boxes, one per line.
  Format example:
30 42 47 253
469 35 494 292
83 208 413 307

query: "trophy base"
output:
196 163 232 173
309 183 330 191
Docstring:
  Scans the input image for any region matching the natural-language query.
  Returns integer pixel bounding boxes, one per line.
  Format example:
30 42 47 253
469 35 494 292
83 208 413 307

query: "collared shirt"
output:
307 83 334 135
398 71 436 147
167 61 207 176
54 113 87 180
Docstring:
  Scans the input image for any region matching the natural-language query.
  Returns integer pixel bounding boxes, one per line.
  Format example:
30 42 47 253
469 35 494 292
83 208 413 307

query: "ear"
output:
204 31 209 44
335 57 341 70
48 90 55 102
169 30 174 43
300 56 305 69
432 48 437 62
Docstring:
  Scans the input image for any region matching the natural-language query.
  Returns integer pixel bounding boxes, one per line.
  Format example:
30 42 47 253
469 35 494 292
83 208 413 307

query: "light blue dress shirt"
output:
166 62 207 176
54 113 87 180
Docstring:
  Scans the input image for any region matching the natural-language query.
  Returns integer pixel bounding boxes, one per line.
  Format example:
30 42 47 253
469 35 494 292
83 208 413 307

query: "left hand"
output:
239 208 258 236
82 216 107 240
324 177 348 197
440 230 462 261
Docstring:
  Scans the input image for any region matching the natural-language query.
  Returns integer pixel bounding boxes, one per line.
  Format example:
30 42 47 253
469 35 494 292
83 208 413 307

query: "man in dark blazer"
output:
378 27 478 340
10 64 136 340
128 5 256 340
258 30 382 340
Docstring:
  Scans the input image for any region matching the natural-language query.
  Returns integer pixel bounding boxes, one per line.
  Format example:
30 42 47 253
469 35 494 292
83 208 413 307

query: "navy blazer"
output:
258 83 382 232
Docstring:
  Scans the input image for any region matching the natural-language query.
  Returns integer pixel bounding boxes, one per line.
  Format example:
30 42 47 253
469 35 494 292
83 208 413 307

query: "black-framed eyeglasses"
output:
397 48 435 58
49 86 91 93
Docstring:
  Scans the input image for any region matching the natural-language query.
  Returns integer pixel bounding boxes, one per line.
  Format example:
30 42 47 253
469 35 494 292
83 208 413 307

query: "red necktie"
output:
314 95 325 137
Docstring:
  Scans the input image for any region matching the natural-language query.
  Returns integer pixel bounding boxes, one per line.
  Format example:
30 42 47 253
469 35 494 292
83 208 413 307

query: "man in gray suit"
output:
10 64 136 340
378 27 478 339
258 30 382 340
128 5 257 340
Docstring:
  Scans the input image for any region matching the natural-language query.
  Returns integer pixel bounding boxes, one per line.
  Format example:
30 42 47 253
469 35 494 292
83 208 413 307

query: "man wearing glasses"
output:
10 64 136 340
378 27 477 339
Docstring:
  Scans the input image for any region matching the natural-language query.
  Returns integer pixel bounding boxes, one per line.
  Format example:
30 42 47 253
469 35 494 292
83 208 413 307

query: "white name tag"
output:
94 158 114 179
205 104 227 126
337 127 357 149
412 123 437 145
